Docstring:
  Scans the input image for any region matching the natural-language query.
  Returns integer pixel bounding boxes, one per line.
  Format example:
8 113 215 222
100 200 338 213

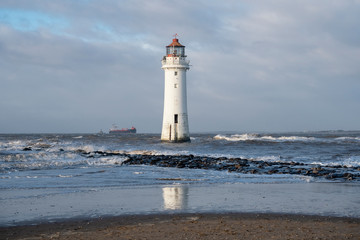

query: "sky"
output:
0 0 359 133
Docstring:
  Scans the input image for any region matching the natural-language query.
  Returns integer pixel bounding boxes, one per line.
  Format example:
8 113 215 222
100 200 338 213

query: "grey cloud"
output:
0 0 359 133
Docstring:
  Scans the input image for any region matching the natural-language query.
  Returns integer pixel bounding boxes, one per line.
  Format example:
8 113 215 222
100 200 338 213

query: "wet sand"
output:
2 182 360 226
1 182 360 239
1 213 359 240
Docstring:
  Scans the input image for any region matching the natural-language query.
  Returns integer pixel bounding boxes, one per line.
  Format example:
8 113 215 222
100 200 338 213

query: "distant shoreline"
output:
1 129 360 135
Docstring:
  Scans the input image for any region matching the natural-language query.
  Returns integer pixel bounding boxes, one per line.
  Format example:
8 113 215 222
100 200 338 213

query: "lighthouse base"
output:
161 122 190 143
161 137 191 143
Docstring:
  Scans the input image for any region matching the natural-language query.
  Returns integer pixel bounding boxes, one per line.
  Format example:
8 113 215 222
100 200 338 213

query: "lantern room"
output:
166 37 185 57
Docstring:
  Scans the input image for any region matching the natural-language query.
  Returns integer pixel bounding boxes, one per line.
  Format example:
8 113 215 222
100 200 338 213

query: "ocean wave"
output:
1 153 128 172
0 140 28 151
0 138 106 154
213 134 315 142
335 137 360 142
312 156 360 168
85 157 127 166
126 150 160 155
252 155 282 162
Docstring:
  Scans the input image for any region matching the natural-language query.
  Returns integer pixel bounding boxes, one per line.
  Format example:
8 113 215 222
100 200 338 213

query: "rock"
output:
326 173 344 179
250 169 257 174
332 165 342 168
78 151 357 182
343 173 353 180
23 147 32 151
176 162 185 168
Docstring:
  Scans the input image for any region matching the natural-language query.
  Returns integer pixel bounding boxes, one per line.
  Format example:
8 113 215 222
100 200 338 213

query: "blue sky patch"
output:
0 8 69 32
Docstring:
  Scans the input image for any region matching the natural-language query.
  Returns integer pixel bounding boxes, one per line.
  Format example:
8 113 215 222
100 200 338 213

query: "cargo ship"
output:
109 125 136 134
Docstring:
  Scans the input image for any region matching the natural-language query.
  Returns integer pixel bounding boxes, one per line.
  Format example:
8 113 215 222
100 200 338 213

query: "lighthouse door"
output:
174 114 178 123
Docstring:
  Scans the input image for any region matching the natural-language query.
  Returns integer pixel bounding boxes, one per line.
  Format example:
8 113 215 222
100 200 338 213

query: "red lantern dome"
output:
166 35 185 57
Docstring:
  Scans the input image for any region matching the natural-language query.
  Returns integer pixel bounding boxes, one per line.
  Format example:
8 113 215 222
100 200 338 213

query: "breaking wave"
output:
213 134 315 142
1 132 359 175
0 147 128 172
213 133 360 143
312 156 360 168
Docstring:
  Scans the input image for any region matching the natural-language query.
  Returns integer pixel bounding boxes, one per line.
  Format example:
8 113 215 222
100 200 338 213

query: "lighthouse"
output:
161 35 190 142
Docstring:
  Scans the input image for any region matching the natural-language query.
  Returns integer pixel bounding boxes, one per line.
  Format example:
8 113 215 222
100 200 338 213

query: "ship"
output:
109 124 136 134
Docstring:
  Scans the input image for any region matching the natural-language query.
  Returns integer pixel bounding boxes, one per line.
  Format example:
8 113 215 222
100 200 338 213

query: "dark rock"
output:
343 173 353 179
250 169 257 174
332 165 342 168
326 173 344 179
267 169 278 174
23 147 32 151
312 169 319 174
176 162 185 168
78 151 357 182
76 149 88 154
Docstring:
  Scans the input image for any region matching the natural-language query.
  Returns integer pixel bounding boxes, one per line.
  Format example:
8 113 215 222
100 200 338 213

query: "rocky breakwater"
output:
75 150 360 182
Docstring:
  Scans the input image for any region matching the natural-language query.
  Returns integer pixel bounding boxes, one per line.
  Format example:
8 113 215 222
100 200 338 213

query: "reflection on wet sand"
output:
162 186 189 210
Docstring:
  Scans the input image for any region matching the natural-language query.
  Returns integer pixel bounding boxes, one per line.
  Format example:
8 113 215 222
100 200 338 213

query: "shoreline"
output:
2 182 360 227
1 212 359 239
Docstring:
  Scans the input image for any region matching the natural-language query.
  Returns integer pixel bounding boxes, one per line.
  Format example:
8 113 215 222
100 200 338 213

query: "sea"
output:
1 131 360 187
1 131 360 225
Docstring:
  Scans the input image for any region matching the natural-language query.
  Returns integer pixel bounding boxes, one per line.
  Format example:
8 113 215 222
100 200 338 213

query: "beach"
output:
2 213 360 240
1 133 359 238
1 182 360 239
2 183 360 226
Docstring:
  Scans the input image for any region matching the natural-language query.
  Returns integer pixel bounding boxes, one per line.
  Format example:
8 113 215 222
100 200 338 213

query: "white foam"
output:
253 155 282 162
214 134 255 141
58 175 72 178
4 154 129 172
85 156 127 166
64 145 99 153
214 134 316 142
335 137 360 142
0 140 27 151
126 150 159 155
278 136 315 141
312 156 360 168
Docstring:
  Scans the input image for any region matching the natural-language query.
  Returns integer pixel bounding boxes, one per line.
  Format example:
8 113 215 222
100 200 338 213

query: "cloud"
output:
0 0 359 133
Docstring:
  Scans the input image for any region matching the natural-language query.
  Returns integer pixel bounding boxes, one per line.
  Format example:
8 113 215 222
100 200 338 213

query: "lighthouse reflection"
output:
162 185 189 210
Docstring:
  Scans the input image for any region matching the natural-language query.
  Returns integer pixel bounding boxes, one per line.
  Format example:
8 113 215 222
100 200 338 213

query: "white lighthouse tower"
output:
161 35 190 142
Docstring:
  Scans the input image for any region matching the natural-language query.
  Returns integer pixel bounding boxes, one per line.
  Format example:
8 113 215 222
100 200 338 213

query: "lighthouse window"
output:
174 114 178 123
174 84 178 88
174 71 178 76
